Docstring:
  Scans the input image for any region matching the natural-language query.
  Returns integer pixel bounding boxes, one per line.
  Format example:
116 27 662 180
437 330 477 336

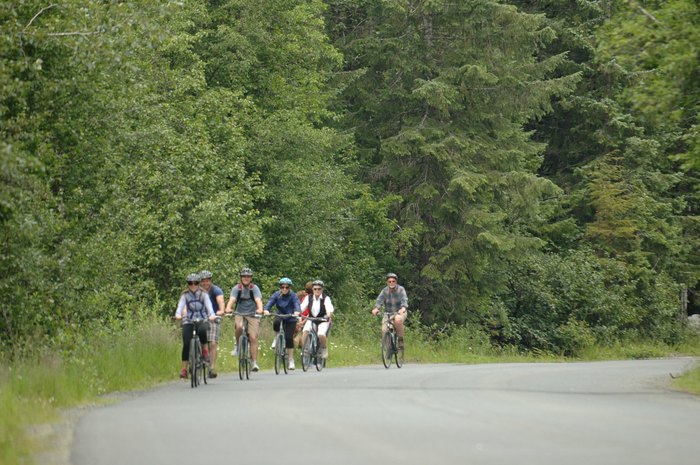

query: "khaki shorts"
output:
382 312 406 334
235 314 260 336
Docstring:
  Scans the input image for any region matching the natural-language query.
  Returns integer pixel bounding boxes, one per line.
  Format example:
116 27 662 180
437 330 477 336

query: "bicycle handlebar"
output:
225 312 263 319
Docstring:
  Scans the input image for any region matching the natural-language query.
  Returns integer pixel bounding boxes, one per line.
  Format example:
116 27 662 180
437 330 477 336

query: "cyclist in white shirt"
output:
299 280 334 359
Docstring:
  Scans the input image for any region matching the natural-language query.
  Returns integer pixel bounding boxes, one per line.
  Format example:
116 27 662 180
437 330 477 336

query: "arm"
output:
254 286 265 315
216 294 225 316
398 287 408 315
371 288 386 316
175 296 186 320
224 295 235 314
325 296 335 318
292 293 301 315
204 294 216 320
264 292 277 313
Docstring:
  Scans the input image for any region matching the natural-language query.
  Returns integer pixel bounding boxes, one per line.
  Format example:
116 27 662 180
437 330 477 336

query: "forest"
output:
2 0 699 357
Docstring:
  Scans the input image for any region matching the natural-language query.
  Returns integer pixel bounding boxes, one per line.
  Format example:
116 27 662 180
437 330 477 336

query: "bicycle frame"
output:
301 317 328 372
381 312 403 369
271 313 297 375
188 318 208 387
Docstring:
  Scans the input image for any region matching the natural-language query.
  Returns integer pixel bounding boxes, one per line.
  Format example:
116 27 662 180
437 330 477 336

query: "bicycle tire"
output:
394 333 404 368
202 345 208 385
279 333 288 375
189 337 198 387
301 335 312 372
314 334 324 372
381 332 393 369
196 339 205 386
274 333 283 375
238 336 248 380
244 337 251 379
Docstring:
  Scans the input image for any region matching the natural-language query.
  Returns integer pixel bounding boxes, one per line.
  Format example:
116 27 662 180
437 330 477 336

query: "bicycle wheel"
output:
195 340 204 387
189 337 198 387
314 336 324 372
381 332 393 369
202 348 208 385
244 337 251 379
301 335 312 372
394 334 404 368
238 336 248 380
274 333 284 375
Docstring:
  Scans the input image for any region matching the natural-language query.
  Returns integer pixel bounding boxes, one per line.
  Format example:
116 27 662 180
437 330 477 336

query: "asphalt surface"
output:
72 358 700 465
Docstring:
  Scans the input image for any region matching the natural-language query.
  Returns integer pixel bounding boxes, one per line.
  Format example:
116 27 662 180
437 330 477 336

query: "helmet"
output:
312 280 324 288
186 272 201 283
239 267 253 277
386 273 398 280
279 277 293 286
200 270 213 280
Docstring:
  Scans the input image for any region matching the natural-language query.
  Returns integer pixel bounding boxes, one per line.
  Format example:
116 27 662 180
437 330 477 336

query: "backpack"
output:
185 289 206 318
234 283 256 310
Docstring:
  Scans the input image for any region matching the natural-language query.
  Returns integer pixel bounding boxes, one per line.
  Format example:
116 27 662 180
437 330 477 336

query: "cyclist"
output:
300 280 334 359
371 272 408 351
295 281 313 348
224 267 265 372
264 277 301 370
199 270 225 378
175 273 217 379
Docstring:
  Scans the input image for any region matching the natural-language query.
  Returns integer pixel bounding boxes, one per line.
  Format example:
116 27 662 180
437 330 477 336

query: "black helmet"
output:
240 267 253 277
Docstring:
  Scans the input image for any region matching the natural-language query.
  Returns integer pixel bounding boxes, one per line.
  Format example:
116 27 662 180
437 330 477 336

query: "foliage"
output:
1 0 696 358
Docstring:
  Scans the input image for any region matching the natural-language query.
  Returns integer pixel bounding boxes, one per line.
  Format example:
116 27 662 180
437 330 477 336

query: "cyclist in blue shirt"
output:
175 273 217 379
199 270 225 378
264 277 301 370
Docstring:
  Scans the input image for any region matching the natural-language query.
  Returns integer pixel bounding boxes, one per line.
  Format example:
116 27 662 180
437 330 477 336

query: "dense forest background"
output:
2 0 698 356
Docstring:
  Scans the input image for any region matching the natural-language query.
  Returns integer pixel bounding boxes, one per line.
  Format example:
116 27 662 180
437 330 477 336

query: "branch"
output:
45 30 103 37
628 0 660 24
24 4 58 31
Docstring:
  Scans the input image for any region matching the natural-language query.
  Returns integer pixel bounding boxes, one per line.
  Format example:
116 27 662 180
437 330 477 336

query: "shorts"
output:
207 318 220 343
382 312 406 334
303 319 331 337
235 314 260 336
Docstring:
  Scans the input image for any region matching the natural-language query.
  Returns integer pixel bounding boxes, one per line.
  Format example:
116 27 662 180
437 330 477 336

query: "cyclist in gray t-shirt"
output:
224 267 265 371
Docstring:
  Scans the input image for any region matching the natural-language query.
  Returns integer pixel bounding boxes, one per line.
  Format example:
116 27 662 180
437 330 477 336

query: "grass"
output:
672 363 700 395
0 319 181 465
2 315 699 465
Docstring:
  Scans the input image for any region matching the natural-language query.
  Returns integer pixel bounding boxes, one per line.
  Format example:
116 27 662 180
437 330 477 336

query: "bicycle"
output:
380 312 404 369
271 313 298 375
188 318 209 387
301 317 329 372
229 312 261 380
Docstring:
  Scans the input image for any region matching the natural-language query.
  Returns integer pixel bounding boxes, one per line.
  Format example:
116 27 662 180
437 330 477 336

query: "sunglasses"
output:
188 281 200 286
387 279 397 283
312 287 322 291
280 285 290 289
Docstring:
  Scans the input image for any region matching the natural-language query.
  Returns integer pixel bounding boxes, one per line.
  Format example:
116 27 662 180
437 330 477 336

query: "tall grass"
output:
0 317 180 465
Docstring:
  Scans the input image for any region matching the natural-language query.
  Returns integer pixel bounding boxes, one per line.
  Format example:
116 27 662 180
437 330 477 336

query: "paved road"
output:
72 358 700 465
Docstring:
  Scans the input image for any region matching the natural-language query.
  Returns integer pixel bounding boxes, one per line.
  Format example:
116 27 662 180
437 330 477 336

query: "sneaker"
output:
209 369 218 379
252 362 260 372
180 368 187 379
271 337 277 349
288 359 295 370
231 347 238 356
322 347 328 359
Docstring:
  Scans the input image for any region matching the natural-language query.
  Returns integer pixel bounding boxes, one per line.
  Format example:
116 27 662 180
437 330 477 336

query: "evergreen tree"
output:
325 0 578 323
